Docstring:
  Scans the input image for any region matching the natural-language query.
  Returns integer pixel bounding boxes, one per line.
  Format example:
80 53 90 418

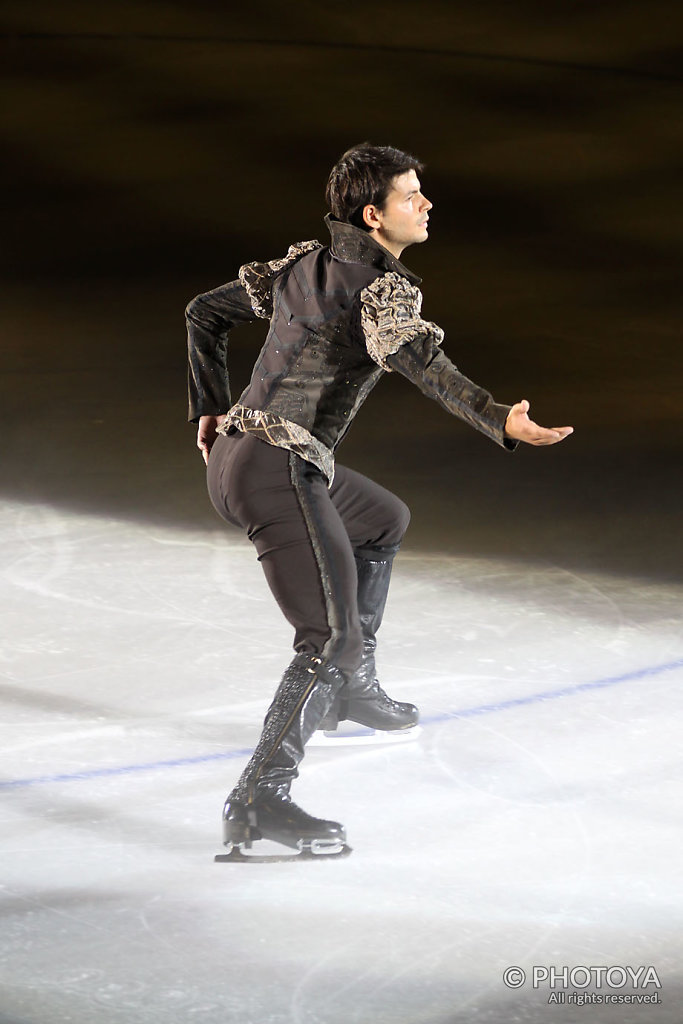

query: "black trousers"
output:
206 430 410 676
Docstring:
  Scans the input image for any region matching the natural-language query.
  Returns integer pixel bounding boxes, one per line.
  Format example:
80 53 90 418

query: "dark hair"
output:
325 143 424 231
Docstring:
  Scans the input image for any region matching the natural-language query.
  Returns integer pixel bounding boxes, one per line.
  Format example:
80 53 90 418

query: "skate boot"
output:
318 549 419 733
220 792 347 859
216 653 351 862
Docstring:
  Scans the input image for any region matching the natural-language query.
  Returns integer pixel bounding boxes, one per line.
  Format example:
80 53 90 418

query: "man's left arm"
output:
387 338 573 447
361 273 572 448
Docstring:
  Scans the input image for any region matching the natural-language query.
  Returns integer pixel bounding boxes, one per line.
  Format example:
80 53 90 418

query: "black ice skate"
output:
317 551 419 737
317 681 419 733
216 793 349 862
215 653 352 862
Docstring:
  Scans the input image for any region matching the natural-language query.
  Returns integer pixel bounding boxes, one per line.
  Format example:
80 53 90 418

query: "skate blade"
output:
308 724 422 746
215 840 352 864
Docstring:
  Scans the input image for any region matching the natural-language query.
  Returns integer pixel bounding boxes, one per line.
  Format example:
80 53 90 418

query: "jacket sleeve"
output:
186 279 257 422
360 272 516 449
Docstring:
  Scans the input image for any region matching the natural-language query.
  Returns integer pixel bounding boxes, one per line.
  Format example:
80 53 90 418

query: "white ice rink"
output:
2 498 682 1024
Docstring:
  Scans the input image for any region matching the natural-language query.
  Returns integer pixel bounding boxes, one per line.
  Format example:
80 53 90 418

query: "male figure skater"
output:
186 143 572 858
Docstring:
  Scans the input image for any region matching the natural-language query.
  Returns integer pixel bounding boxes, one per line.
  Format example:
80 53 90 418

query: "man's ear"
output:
362 204 381 230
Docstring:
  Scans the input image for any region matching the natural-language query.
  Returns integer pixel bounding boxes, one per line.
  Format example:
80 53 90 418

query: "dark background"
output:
2 0 682 580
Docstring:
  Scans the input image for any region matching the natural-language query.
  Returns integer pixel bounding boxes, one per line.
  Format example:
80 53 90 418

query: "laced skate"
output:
215 793 350 862
318 680 419 732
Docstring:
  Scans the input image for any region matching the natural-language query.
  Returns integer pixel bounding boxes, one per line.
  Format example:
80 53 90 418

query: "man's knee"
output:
355 496 410 558
378 492 410 548
392 496 411 541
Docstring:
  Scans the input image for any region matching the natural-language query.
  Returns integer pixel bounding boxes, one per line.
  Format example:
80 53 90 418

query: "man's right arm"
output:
187 241 323 464
186 279 257 423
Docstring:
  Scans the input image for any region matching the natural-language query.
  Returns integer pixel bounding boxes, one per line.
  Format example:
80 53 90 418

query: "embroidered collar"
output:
324 214 422 285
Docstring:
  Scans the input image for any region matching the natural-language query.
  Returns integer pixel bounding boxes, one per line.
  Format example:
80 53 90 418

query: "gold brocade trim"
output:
238 240 323 319
219 405 335 485
360 272 444 370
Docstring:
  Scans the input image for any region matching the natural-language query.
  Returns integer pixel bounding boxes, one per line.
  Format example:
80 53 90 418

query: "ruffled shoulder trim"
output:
360 272 444 370
238 240 323 319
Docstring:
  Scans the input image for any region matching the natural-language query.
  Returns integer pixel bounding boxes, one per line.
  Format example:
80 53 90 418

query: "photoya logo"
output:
503 964 662 991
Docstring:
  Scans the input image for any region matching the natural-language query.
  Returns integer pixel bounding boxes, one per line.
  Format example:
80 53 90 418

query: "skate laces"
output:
373 684 407 711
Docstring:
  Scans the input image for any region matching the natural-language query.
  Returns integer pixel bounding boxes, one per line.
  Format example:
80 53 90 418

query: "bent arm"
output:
186 279 257 422
187 239 322 422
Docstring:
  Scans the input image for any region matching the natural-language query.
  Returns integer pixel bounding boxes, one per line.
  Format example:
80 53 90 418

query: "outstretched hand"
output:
197 414 227 465
504 400 573 446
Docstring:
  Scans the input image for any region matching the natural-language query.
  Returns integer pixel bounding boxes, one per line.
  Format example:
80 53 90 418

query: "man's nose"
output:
421 195 433 211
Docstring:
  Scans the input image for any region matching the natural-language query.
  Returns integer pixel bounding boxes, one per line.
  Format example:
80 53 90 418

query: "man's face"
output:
365 170 432 258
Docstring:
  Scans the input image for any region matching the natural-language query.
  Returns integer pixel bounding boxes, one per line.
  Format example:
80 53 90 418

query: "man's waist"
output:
220 405 336 486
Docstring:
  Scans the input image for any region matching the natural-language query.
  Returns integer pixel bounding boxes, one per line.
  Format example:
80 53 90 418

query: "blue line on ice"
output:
2 657 682 790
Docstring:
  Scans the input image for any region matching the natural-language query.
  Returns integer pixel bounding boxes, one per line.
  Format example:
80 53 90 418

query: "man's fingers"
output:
506 402 574 445
196 414 227 465
545 426 573 440
197 435 211 461
529 425 574 445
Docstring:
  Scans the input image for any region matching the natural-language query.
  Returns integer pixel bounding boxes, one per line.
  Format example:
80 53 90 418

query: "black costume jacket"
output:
187 215 515 483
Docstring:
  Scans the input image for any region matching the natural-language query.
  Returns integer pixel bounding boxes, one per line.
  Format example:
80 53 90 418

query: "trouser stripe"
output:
288 453 346 663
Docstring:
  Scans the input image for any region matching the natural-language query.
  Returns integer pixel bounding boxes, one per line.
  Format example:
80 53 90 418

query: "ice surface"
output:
2 499 681 1024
